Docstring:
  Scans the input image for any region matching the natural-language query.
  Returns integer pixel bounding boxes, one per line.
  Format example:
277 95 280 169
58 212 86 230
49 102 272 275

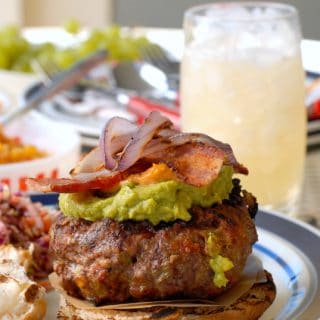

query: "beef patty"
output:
51 179 258 305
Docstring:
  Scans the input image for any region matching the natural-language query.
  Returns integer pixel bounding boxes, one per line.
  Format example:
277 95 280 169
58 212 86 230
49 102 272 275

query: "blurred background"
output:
1 0 320 39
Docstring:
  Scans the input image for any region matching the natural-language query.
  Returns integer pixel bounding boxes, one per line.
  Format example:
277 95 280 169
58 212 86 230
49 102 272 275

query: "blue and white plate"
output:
255 211 320 319
30 194 320 320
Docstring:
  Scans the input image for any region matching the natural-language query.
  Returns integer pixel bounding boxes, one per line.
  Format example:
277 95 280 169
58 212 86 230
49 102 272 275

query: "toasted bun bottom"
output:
57 270 276 320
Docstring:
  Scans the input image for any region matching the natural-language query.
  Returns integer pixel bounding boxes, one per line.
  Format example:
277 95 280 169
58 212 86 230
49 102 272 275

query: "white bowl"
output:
2 112 81 192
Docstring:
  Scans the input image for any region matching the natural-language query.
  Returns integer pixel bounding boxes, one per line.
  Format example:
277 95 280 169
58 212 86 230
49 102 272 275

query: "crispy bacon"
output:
26 141 225 191
168 133 248 175
27 112 248 193
26 171 124 193
26 162 151 194
143 142 225 186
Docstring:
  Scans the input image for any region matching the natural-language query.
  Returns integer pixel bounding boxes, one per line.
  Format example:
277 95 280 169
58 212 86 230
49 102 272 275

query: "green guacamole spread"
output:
59 166 233 226
207 232 234 287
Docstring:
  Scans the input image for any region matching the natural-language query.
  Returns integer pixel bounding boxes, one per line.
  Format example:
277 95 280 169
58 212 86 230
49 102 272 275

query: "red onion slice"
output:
117 111 172 171
100 117 138 170
70 147 105 176
71 169 112 181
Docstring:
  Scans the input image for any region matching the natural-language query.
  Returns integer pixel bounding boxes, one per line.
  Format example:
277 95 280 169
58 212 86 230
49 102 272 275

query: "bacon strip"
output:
26 171 124 193
27 139 244 192
168 133 248 175
143 142 225 187
27 113 248 193
26 161 151 194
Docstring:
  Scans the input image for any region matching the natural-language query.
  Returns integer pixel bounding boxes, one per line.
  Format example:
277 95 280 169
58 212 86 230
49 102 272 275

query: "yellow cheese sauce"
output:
128 163 177 185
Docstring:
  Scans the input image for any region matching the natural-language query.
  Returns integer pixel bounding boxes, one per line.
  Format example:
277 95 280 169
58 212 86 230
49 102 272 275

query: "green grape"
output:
0 25 30 69
15 38 30 55
88 29 105 43
135 36 150 48
116 37 140 61
1 25 19 38
54 49 79 69
64 18 80 34
0 53 10 69
103 25 121 41
78 40 97 58
38 42 56 54
36 48 57 71
11 56 33 73
0 23 155 72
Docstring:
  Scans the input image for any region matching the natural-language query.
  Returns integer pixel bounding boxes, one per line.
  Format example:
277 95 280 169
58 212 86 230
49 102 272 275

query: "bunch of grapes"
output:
0 22 151 73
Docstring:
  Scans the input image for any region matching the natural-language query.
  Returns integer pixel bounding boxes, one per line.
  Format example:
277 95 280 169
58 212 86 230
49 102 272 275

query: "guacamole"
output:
59 166 233 226
207 232 234 287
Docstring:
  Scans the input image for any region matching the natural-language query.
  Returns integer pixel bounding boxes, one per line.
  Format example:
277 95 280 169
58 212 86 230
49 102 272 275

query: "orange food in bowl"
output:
0 129 46 164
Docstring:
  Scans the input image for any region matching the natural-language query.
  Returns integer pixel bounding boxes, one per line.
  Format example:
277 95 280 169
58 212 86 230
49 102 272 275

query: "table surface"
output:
298 147 320 228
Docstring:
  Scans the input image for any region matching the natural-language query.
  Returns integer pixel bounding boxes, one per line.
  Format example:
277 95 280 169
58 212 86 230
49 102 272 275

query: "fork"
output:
140 45 180 90
141 45 180 73
1 49 107 125
32 58 115 101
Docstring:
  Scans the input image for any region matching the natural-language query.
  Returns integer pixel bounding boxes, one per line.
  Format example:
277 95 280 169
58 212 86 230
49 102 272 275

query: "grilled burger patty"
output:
51 179 258 305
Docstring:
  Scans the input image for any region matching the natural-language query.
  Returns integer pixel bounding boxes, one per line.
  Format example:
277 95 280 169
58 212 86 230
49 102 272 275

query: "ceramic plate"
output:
22 82 135 141
28 194 320 320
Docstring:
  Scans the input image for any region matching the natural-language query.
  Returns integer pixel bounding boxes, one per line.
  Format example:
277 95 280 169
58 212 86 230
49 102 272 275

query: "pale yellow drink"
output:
181 52 306 210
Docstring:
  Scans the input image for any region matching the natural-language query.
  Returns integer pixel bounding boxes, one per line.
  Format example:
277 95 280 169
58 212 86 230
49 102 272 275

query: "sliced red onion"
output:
71 169 112 181
117 111 172 171
100 117 138 170
70 147 105 176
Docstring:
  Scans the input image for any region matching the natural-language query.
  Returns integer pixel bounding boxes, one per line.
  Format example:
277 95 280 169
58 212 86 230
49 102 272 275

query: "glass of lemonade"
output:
181 2 306 213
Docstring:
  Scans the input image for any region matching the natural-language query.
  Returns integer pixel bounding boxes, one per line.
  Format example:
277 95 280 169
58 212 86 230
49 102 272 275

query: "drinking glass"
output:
180 2 306 213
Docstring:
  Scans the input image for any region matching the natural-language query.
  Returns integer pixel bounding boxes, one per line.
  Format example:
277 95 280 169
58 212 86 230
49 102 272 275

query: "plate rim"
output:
256 208 320 319
255 226 319 319
257 208 320 238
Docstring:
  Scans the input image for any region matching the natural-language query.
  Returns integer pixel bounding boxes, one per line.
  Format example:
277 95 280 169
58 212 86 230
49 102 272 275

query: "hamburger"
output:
28 111 276 319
